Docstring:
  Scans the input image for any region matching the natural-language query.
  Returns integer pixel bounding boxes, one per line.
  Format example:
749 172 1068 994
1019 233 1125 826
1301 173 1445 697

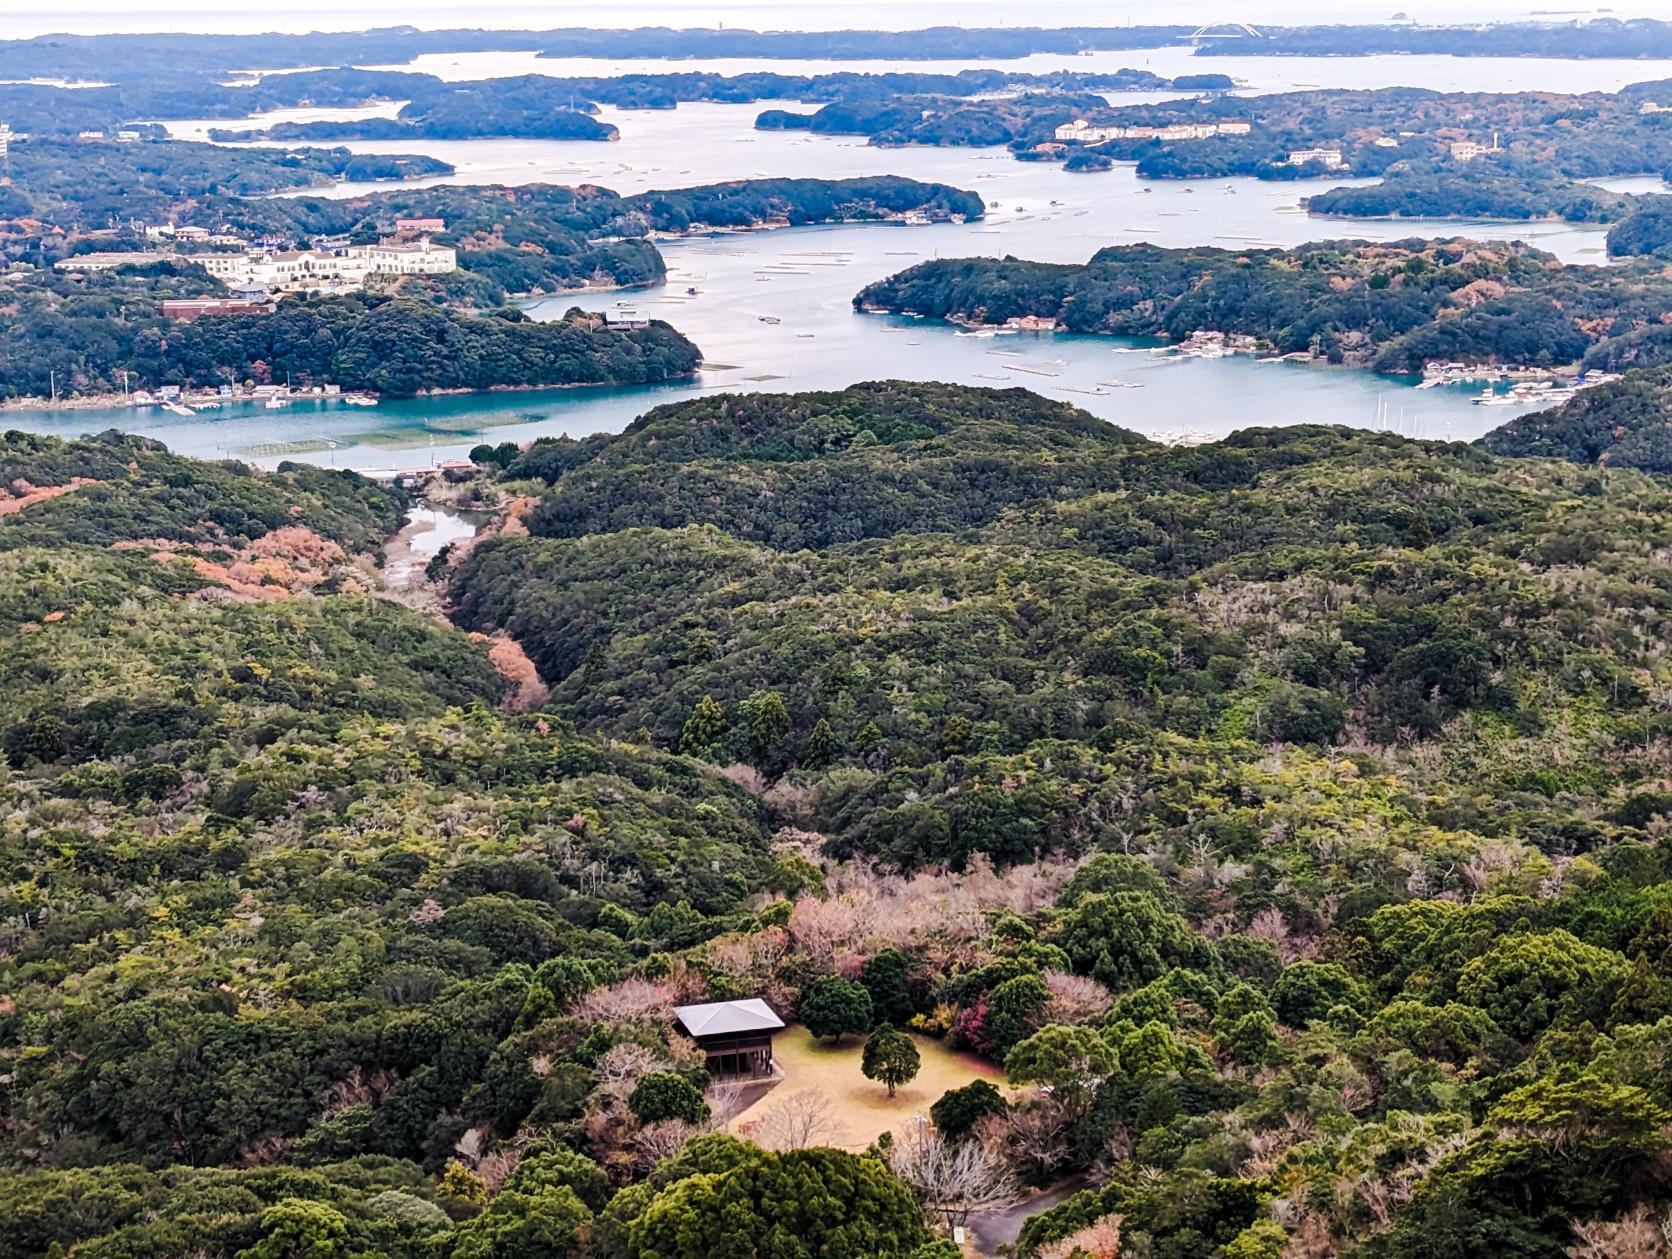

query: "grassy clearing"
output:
729 1024 1010 1151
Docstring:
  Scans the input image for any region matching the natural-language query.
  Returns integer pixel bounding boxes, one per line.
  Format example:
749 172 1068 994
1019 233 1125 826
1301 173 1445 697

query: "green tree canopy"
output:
801 977 874 1044
862 1025 922 1098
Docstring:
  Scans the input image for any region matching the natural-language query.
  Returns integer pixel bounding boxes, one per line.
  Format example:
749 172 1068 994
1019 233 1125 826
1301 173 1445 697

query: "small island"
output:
1304 164 1640 225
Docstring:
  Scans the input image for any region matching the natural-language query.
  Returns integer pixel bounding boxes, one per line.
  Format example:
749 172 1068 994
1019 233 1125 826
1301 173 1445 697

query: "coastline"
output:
0 368 701 417
854 307 1593 383
1302 209 1618 227
0 208 979 418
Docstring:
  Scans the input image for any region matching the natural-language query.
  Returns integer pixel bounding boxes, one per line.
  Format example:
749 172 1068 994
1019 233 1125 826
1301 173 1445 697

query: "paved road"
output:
965 1177 1092 1256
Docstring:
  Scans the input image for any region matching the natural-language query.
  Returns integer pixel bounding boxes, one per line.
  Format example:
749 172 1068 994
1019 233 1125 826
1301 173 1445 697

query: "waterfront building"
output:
1054 118 1254 143
1285 147 1346 169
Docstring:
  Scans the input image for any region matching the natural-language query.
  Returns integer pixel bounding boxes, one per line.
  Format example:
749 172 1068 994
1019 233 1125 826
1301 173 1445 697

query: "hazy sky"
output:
6 0 1646 38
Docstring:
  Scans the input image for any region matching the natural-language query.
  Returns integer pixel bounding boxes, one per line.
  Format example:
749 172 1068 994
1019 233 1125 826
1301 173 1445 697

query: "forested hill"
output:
451 381 1671 766
4 391 1672 1256
0 289 702 402
440 381 1672 1256
490 382 1151 548
7 173 984 309
1480 364 1672 474
854 239 1672 372
0 429 787 1257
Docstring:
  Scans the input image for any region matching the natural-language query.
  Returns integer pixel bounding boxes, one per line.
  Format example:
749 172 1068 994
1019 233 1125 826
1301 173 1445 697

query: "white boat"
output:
343 394 378 406
265 397 289 409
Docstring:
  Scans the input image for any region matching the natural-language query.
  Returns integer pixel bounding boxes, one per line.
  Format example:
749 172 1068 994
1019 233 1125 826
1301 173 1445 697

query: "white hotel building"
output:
196 241 457 293
1054 119 1253 143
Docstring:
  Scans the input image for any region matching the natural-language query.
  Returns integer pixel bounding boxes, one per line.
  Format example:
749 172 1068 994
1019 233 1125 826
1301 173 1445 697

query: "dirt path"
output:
965 1176 1092 1257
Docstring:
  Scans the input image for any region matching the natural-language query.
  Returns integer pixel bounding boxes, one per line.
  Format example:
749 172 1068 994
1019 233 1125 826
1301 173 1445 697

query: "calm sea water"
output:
12 50 1657 470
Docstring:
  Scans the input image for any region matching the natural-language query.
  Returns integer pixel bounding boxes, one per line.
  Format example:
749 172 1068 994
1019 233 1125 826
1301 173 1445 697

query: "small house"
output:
673 998 785 1077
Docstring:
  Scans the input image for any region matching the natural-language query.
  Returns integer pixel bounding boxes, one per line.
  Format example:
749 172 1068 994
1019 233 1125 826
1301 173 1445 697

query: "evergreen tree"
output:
860 949 916 1028
862 1025 921 1098
679 694 728 757
801 977 874 1044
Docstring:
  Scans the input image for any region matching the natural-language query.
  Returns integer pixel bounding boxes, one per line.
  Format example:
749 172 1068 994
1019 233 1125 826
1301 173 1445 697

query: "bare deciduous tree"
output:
475 1147 522 1196
630 1118 699 1169
788 894 873 969
593 1042 669 1095
1565 1208 1672 1259
1036 1214 1124 1259
1042 970 1113 1024
706 1080 753 1126
746 1088 840 1151
991 1097 1073 1180
570 977 679 1025
888 1124 1018 1231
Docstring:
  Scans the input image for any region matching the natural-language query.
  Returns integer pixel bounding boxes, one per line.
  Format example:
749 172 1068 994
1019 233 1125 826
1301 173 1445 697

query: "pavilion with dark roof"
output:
673 997 785 1077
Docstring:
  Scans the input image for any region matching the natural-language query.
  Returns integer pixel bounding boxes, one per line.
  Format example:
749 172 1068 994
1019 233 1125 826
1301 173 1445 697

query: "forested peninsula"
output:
0 291 701 401
1303 167 1641 225
7 171 982 296
1068 83 1672 181
0 137 452 227
3 381 1667 1255
854 239 1672 373
1 175 980 402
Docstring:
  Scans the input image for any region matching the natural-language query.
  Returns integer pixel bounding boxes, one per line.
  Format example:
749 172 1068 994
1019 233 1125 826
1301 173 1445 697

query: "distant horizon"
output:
4 2 1656 40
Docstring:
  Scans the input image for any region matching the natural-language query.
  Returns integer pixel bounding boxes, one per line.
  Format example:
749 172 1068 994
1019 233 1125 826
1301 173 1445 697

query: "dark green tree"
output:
862 1025 921 1098
804 716 837 768
800 977 874 1044
628 1072 710 1126
739 688 791 767
1004 1024 1117 1118
860 950 916 1028
625 1147 927 1258
930 1080 1009 1140
679 694 728 757
982 973 1051 1059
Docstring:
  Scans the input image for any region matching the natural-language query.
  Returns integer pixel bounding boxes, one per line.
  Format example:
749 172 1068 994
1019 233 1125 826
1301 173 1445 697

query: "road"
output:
964 1177 1092 1256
